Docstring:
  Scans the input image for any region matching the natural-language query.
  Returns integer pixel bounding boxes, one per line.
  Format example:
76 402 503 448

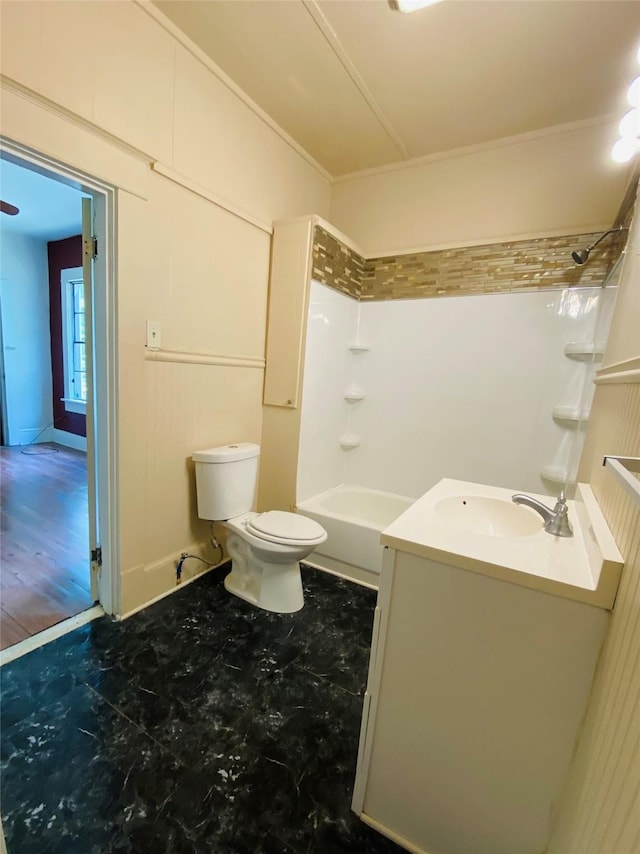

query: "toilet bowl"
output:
223 511 327 613
192 443 327 613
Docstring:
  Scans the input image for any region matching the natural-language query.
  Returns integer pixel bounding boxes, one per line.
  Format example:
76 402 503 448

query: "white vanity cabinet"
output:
352 479 623 854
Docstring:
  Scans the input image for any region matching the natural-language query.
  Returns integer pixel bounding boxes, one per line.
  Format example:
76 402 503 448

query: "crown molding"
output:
333 114 620 185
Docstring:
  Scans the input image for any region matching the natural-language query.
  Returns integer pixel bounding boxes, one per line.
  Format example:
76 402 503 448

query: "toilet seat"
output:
246 511 326 546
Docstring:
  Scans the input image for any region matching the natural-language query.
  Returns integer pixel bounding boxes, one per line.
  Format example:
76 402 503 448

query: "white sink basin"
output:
435 496 544 538
381 479 624 609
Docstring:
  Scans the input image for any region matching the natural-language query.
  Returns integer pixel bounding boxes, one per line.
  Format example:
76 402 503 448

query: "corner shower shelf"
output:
552 406 591 423
339 433 361 450
344 387 366 403
564 342 605 360
540 464 575 484
348 341 372 353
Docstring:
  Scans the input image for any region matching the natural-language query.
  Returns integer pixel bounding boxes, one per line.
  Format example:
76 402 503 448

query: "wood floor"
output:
0 443 93 651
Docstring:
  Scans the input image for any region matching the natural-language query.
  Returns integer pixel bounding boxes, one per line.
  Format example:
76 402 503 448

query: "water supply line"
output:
175 527 225 584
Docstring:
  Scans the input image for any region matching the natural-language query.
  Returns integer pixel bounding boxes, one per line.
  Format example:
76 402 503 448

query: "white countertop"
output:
381 479 623 609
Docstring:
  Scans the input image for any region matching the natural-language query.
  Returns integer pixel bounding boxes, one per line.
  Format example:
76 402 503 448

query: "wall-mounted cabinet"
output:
262 218 315 409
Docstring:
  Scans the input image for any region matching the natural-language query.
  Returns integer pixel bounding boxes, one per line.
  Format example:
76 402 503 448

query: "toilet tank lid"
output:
192 442 260 463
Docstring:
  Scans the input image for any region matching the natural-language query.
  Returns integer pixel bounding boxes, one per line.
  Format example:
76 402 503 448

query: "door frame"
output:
0 139 120 616
0 294 7 447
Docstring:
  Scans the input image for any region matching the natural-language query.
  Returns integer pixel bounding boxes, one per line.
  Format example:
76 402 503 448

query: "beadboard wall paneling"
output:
118 359 264 614
547 386 640 854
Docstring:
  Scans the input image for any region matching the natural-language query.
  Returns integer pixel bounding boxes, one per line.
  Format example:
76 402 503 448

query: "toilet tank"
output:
192 443 260 520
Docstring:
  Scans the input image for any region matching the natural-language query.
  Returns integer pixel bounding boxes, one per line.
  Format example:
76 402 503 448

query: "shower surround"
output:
296 279 614 584
261 216 624 587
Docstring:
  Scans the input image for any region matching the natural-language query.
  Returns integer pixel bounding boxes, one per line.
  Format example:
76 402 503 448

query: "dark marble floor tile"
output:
1 683 194 854
293 567 377 696
88 660 252 775
0 618 116 730
236 668 364 774
293 631 373 697
1 564 405 854
307 813 406 854
301 566 378 620
197 749 402 854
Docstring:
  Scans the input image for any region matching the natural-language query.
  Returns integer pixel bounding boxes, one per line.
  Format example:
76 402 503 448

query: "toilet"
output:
192 443 327 613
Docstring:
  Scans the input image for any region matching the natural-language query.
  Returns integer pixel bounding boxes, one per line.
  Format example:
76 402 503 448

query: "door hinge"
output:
91 546 102 567
84 235 98 261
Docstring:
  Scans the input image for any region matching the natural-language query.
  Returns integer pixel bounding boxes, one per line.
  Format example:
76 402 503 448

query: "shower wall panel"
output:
298 282 613 502
297 281 359 502
349 289 609 498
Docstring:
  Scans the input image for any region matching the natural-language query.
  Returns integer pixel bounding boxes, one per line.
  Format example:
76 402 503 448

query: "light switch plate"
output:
146 320 161 350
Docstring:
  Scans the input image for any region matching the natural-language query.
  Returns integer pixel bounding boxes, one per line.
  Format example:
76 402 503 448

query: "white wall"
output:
330 121 630 257
0 232 53 445
0 0 331 613
298 282 615 501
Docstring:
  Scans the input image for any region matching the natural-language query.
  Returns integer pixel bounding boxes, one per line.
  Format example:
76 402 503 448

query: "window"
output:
60 266 86 414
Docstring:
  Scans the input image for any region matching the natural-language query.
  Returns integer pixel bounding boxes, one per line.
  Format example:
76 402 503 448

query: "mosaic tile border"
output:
312 226 363 299
361 231 621 301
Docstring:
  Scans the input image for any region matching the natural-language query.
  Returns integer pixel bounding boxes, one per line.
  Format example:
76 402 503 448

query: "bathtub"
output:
296 485 414 587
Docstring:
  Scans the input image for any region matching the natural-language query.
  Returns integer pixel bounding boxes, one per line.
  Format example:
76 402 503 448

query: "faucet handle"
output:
547 491 573 537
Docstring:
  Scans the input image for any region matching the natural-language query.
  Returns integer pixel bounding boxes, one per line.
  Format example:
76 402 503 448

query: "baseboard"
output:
119 546 374 620
15 425 53 445
119 540 228 618
52 428 87 451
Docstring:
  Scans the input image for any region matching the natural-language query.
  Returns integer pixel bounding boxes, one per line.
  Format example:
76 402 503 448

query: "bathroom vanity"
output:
352 479 623 854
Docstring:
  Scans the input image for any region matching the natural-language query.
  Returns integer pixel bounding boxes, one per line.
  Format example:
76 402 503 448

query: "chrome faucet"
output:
511 490 573 537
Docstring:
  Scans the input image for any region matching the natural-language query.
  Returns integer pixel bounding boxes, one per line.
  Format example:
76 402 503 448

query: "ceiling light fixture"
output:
612 44 640 163
390 0 444 13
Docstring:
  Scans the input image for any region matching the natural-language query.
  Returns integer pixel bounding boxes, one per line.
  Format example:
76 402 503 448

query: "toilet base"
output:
224 535 304 613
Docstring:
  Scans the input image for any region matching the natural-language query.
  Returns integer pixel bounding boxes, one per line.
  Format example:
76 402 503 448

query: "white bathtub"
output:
296 485 414 587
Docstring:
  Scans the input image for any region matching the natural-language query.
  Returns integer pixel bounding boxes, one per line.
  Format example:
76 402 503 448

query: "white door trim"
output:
0 139 121 616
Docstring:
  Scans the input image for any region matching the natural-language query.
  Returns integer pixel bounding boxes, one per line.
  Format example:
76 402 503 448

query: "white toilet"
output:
192 442 327 613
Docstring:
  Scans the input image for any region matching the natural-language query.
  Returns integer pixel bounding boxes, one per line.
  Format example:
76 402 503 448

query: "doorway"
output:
0 146 118 652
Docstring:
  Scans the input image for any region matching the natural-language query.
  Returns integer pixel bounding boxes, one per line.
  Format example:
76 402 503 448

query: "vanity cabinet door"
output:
355 549 608 854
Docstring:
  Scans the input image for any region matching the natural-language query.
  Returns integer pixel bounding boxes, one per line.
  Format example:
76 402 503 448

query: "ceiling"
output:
0 158 86 241
154 0 640 178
